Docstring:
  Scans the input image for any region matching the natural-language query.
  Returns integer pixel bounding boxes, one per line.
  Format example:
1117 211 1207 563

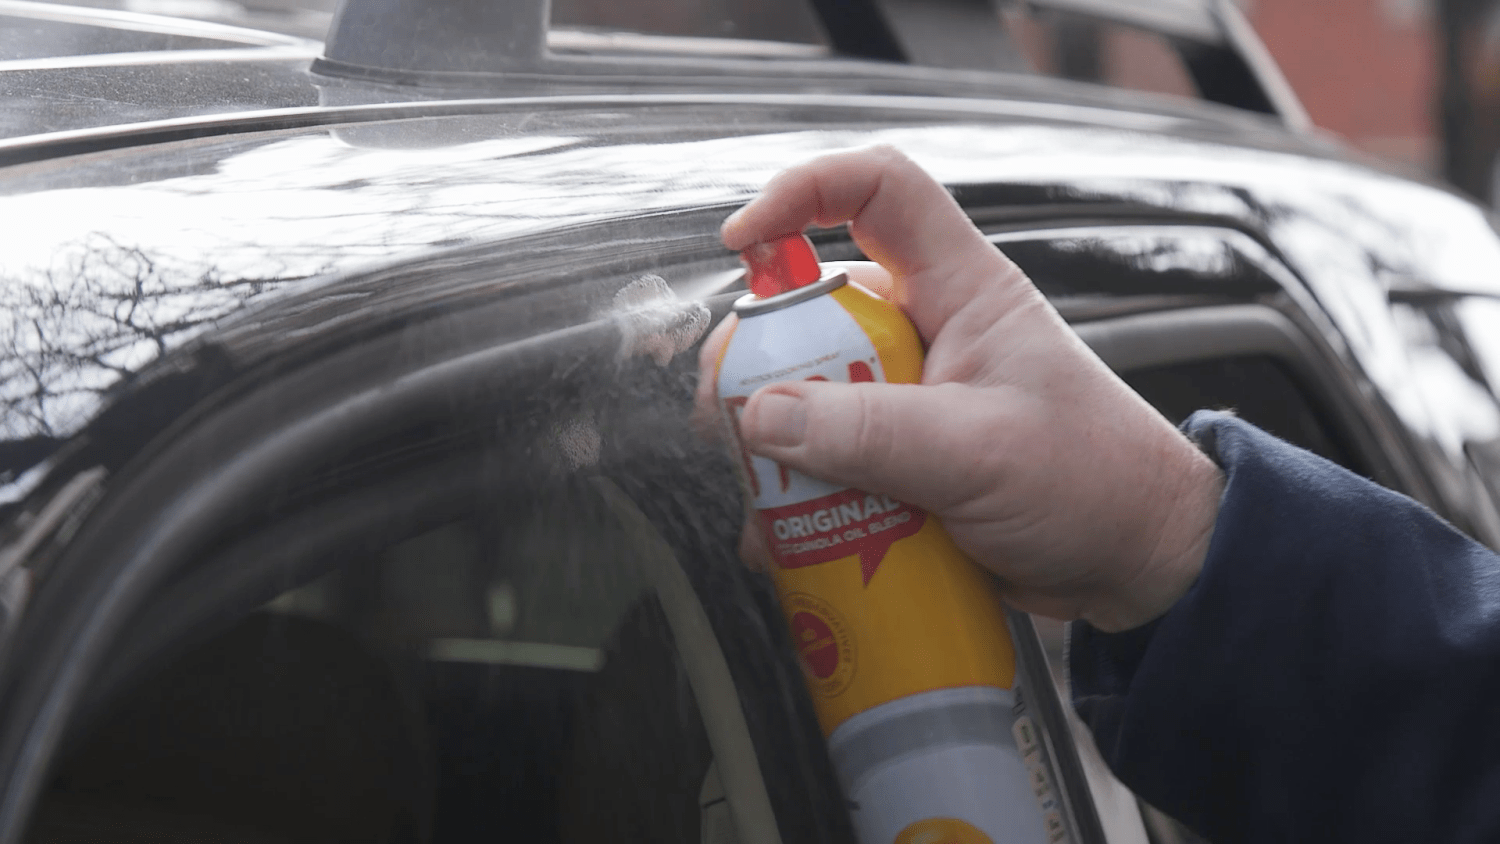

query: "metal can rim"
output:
731 267 849 317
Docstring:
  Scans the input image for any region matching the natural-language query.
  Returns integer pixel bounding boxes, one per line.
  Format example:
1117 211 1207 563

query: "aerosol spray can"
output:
715 234 1073 844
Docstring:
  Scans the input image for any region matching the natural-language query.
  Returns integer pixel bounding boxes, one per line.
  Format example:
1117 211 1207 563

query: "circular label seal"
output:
784 592 855 698
895 818 994 844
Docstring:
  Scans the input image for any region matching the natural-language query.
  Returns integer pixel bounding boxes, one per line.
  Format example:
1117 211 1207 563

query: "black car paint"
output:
6 98 1499 505
4 3 1500 842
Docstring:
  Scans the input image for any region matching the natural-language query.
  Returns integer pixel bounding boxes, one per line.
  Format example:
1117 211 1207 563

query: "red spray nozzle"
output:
740 233 822 298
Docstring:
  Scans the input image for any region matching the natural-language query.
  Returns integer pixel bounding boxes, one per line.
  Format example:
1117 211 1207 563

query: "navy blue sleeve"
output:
1069 411 1500 844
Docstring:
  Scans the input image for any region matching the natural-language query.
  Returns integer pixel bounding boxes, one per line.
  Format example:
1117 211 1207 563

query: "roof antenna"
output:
315 0 551 83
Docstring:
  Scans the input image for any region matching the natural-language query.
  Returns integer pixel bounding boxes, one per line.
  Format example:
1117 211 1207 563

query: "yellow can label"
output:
784 591 857 697
718 280 1017 736
772 516 1017 732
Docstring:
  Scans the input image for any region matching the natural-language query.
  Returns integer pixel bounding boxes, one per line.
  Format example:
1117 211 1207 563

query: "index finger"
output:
720 145 1031 343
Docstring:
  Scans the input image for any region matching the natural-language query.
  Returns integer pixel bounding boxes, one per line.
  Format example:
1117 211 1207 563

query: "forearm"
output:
1071 411 1500 843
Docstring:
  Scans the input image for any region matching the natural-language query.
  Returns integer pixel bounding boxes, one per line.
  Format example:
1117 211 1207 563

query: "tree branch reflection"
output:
2 234 301 440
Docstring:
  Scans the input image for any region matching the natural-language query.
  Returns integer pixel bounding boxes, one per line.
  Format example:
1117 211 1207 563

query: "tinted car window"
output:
27 487 714 844
1124 354 1361 473
12 253 855 844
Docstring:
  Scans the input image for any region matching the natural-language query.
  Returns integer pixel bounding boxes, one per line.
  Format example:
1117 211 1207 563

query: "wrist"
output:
1085 433 1225 633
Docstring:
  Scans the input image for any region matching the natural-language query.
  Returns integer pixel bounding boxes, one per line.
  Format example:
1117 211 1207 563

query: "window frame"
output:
983 222 1435 502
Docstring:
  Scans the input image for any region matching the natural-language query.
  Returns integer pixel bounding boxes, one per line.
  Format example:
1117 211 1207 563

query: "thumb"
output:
739 379 986 511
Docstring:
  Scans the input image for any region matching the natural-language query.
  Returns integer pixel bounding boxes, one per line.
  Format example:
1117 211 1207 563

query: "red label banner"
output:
759 489 926 584
790 611 840 678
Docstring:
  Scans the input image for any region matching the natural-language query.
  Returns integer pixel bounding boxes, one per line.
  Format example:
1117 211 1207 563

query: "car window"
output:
4 224 1126 844
7 221 1404 844
1122 355 1359 471
11 255 854 844
26 484 717 844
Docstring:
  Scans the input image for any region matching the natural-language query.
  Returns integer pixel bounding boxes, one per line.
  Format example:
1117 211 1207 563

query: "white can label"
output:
718 294 928 583
718 292 886 508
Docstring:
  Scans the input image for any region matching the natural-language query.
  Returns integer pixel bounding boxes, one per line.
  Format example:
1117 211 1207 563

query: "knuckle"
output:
965 428 1010 493
836 387 896 478
865 143 909 167
943 386 1012 503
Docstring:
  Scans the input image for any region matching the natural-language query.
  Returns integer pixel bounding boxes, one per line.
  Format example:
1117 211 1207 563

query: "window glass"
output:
1123 355 1362 473
26 468 718 844
16 244 859 844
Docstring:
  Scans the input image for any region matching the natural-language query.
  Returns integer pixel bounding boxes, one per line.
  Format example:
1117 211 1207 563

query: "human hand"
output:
697 145 1223 633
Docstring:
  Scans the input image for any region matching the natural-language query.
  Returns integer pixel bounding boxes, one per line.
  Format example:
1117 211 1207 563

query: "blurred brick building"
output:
1242 0 1439 171
1002 0 1442 173
554 0 1449 178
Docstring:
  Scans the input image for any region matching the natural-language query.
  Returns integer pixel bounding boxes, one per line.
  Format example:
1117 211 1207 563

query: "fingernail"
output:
721 208 747 242
745 391 806 447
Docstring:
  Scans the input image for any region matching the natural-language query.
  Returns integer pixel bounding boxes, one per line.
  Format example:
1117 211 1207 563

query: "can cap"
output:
741 233 822 298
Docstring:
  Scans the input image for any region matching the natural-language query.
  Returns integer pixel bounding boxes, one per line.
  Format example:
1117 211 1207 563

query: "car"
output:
4 0 1500 842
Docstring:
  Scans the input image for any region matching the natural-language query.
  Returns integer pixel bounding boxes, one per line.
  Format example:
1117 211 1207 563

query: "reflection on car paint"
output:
6 107 1500 579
